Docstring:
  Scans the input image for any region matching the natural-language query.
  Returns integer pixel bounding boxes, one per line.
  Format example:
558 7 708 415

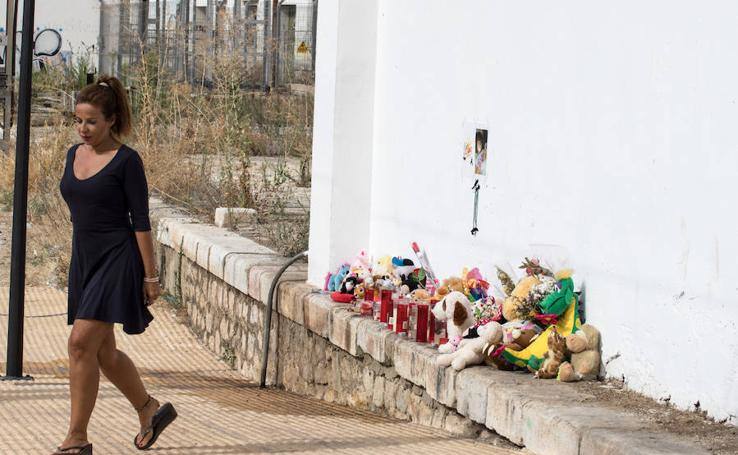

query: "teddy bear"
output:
371 256 396 291
436 321 503 371
533 327 568 379
481 320 541 371
372 274 395 291
408 288 431 302
498 258 561 322
501 274 541 321
431 291 474 354
557 324 601 382
433 276 465 300
501 320 542 351
374 255 394 277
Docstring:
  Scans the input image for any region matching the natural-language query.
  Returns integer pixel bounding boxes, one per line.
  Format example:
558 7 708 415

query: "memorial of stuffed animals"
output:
325 243 601 382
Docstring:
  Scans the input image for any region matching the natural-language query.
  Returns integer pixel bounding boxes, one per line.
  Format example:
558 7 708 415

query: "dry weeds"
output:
0 43 312 287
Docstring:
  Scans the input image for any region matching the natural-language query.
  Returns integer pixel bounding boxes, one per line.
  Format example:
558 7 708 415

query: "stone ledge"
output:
214 207 257 227
155 215 709 455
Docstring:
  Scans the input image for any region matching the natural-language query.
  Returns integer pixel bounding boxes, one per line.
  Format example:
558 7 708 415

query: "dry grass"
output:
0 123 76 287
0 44 313 288
127 49 312 257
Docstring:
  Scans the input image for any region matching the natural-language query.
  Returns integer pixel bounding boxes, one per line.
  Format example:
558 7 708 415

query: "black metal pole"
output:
2 0 35 381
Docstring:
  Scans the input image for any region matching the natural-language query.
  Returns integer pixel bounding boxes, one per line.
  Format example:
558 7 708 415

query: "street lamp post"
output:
2 0 36 381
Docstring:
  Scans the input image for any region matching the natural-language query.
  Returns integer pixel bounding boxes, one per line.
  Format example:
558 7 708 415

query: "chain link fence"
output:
99 0 317 89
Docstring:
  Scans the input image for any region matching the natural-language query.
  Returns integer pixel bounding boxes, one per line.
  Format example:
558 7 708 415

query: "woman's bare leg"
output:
59 319 110 452
96 328 159 446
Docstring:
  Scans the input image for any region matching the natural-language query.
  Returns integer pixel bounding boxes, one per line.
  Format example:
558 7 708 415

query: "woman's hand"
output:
143 281 161 306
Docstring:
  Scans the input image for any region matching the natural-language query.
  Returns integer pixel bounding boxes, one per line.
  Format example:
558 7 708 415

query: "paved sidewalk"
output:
0 287 519 454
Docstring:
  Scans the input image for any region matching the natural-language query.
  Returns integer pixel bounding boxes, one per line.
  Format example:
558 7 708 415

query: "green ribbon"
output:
539 277 575 316
527 355 543 371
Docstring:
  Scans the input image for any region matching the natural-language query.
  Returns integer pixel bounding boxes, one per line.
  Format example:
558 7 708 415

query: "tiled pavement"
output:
0 287 519 454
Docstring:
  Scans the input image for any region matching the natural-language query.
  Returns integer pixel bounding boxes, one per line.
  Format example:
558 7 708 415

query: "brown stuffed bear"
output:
533 328 568 379
434 276 465 300
506 327 541 351
483 348 517 371
482 322 541 371
408 288 432 302
558 324 601 382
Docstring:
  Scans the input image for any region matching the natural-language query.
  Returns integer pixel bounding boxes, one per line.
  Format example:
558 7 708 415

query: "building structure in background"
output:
99 0 317 88
1 0 100 71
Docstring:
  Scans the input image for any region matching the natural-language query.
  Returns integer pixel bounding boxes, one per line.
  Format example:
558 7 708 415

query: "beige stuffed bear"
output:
408 288 432 302
558 324 601 382
436 322 503 371
433 277 466 300
502 275 541 321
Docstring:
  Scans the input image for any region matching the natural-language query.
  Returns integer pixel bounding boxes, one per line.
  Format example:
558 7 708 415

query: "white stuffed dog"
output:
432 291 474 354
436 321 503 370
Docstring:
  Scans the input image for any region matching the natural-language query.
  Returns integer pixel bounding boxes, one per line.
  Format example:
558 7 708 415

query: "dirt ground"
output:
578 379 738 453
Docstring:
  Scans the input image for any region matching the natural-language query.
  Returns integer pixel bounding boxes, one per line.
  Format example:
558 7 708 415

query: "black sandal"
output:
52 443 92 455
133 395 178 450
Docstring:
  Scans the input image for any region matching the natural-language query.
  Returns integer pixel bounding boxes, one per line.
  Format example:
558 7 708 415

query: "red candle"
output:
416 303 429 343
428 298 438 345
380 289 393 325
394 300 409 335
360 301 373 316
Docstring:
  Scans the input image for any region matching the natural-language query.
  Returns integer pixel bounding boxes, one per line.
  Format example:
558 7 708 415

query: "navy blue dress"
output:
59 143 154 334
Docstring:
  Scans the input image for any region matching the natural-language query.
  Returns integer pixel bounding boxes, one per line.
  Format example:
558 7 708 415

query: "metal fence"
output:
99 0 317 89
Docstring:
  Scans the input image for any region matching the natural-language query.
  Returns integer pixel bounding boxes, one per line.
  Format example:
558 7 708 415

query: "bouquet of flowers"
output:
471 295 502 327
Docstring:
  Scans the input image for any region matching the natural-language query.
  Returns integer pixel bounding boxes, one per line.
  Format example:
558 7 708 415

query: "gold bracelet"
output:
144 276 160 283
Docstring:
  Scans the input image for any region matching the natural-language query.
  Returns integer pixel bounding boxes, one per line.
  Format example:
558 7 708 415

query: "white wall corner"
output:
308 0 380 286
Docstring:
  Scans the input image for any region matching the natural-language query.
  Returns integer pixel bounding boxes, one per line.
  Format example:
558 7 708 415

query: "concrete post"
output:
307 0 379 286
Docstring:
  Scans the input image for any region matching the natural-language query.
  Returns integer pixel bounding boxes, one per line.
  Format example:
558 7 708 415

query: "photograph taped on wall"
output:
475 128 488 176
461 121 477 172
461 121 489 235
463 139 474 165
461 120 490 183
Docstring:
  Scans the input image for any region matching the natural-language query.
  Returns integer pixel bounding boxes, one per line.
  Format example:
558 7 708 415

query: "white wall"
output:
310 0 738 423
308 0 377 285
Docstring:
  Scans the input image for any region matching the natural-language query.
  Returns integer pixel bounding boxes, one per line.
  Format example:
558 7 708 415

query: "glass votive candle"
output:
394 299 409 335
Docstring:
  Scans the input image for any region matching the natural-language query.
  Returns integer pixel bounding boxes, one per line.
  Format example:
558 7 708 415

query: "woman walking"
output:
55 76 177 454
